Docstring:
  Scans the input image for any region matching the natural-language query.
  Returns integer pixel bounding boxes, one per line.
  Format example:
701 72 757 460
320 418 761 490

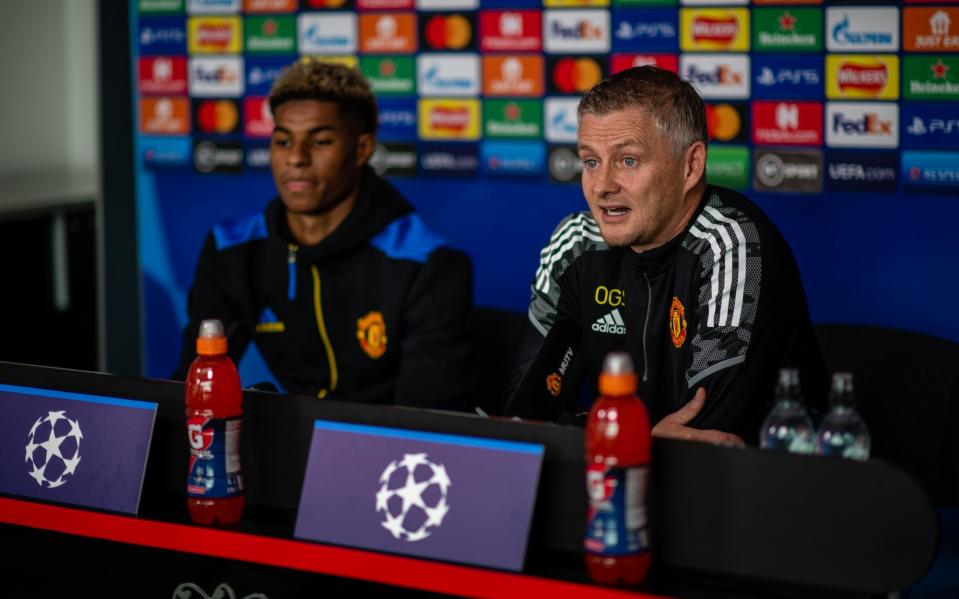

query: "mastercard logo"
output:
551 57 602 94
422 15 474 50
305 0 348 7
196 100 239 134
706 104 741 142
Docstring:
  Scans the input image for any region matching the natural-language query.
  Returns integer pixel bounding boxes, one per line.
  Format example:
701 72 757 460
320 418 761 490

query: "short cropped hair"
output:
269 58 378 135
577 66 707 156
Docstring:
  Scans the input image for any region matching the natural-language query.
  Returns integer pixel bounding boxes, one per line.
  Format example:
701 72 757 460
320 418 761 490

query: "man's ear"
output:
683 141 707 195
355 131 376 167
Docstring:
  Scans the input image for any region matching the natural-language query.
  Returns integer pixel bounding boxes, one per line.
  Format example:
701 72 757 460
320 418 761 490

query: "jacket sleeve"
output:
682 211 827 443
505 213 603 419
394 247 477 411
171 232 252 380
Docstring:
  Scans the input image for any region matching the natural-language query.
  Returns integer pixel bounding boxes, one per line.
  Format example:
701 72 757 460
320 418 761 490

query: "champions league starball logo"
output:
24 411 83 488
375 453 451 542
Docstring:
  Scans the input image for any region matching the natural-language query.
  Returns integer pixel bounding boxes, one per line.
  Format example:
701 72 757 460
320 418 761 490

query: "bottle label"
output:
584 464 649 556
186 416 244 499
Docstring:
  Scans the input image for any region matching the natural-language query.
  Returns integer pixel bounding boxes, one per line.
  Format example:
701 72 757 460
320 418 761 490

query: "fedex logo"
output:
826 102 898 149
681 55 750 99
544 10 610 54
189 56 244 97
833 113 893 134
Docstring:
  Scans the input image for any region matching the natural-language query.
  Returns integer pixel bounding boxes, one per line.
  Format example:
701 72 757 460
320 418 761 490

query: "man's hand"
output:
651 387 744 446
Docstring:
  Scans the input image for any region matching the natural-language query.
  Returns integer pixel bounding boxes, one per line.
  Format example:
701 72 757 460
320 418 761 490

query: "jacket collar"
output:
266 167 413 262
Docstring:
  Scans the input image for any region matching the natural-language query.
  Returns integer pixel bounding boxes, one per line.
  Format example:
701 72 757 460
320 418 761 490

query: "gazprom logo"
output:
298 13 357 54
303 26 352 47
826 8 899 51
832 17 892 46
417 55 480 97
423 68 472 89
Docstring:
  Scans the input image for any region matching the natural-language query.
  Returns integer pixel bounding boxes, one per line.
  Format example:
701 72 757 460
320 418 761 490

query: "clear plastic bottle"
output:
760 368 816 454
584 352 652 587
817 372 870 461
185 319 244 525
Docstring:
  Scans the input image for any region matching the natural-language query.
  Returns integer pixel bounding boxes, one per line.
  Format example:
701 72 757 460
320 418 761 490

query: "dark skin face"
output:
270 100 375 246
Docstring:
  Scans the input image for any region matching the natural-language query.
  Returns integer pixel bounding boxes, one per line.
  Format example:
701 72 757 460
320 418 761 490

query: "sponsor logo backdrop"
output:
131 0 959 379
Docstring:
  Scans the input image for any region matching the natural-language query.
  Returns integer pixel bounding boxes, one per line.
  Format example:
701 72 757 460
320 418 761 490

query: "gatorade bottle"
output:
185 319 244 525
584 352 652 587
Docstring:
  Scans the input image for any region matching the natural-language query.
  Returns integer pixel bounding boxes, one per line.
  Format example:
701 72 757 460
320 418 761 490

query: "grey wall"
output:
0 0 98 180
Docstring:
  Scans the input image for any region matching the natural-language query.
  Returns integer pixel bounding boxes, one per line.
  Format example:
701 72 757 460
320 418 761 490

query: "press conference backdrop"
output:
131 0 958 380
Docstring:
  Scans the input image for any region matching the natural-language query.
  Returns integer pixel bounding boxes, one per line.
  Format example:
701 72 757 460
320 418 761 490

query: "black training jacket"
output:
507 185 827 442
173 169 476 410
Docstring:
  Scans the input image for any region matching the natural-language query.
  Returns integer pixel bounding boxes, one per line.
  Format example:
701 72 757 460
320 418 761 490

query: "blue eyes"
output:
581 158 637 169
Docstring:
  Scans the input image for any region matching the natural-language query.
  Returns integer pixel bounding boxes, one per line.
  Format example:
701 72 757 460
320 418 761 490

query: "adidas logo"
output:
592 308 625 335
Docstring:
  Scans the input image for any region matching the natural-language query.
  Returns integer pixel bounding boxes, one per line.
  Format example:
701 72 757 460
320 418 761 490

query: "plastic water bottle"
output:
185 319 245 525
817 373 870 461
584 352 652 587
760 368 816 454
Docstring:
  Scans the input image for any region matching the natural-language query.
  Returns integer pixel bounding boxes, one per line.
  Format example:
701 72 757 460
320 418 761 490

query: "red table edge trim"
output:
0 497 661 598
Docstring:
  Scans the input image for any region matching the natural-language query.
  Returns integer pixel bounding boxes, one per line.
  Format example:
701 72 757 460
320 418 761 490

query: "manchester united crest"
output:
546 372 562 397
669 297 687 349
357 311 388 359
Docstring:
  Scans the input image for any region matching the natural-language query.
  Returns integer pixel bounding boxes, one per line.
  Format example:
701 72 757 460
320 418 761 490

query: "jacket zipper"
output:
642 273 652 383
311 265 338 398
287 244 298 301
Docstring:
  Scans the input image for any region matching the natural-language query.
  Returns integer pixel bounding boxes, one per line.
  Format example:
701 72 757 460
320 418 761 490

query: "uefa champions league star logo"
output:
24 411 83 488
375 453 451 542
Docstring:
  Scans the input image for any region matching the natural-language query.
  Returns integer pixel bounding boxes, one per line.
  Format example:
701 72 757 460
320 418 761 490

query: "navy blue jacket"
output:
174 169 476 410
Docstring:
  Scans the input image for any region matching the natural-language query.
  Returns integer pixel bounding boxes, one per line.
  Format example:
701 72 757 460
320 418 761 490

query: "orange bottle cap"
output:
599 372 638 396
196 319 228 355
196 336 228 355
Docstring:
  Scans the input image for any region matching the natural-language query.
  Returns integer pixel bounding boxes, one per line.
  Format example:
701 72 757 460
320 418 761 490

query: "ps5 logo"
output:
907 116 959 136
756 67 819 87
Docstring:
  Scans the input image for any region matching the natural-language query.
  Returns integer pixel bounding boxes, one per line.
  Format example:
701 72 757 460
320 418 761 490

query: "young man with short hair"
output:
175 60 475 409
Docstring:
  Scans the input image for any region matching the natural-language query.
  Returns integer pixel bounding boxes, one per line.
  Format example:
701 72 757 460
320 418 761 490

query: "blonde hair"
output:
269 58 377 134
578 66 707 156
